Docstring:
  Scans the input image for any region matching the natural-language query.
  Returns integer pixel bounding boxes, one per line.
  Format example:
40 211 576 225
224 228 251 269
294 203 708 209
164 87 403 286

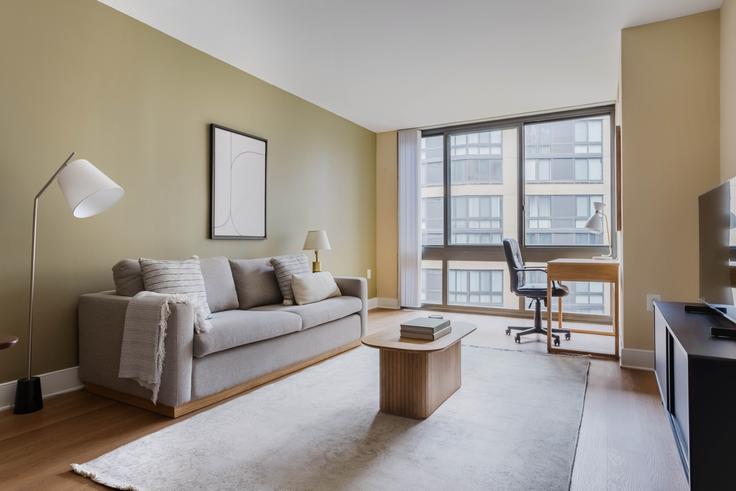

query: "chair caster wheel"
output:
565 333 571 341
514 335 521 344
554 339 560 347
505 328 511 336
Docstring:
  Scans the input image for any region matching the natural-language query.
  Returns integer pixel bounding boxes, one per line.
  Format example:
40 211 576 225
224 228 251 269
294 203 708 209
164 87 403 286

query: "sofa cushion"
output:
112 259 144 297
140 256 213 329
270 254 311 305
200 257 239 313
230 258 283 309
291 271 341 305
251 296 362 330
194 310 302 358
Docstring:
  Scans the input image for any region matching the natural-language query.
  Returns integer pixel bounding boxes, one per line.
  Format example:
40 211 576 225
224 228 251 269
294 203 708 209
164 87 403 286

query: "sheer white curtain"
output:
398 129 422 308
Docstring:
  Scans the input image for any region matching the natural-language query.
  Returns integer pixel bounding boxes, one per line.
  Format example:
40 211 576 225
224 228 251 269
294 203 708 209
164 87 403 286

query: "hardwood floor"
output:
0 308 687 490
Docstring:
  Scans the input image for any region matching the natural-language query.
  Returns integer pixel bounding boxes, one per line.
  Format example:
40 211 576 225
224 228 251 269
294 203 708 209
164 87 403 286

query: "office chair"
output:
502 238 571 346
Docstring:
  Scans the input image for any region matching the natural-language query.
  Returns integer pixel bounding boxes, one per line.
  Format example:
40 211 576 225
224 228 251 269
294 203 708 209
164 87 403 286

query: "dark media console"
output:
654 301 736 490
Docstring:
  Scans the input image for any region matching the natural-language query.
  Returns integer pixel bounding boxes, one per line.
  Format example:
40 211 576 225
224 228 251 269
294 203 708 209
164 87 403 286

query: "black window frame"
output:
419 105 616 319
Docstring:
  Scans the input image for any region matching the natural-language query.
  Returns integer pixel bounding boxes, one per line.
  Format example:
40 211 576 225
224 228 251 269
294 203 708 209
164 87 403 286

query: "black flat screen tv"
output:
699 178 736 324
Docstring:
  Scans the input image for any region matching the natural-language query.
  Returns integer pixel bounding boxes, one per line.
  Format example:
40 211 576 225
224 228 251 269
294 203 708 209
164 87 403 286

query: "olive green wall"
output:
0 0 376 382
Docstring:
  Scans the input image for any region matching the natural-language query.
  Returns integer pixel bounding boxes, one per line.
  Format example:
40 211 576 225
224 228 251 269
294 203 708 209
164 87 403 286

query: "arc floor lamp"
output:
14 152 124 414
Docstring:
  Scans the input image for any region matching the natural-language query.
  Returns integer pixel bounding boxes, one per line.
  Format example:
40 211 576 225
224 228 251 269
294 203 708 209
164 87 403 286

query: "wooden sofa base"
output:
86 339 362 418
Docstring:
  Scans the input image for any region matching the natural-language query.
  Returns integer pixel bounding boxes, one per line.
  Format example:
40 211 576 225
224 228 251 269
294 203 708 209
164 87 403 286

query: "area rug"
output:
72 345 589 491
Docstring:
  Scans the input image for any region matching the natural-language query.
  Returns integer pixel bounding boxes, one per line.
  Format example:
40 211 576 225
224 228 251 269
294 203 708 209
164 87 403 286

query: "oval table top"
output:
0 336 19 350
362 321 476 352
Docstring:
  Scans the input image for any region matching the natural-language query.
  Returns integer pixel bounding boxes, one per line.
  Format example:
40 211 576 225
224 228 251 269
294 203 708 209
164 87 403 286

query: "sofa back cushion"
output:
270 254 311 305
112 259 144 297
199 256 239 313
230 258 283 309
139 256 212 322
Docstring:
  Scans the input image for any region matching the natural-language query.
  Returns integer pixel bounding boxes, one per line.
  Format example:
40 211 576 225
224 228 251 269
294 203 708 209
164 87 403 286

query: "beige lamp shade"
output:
303 230 331 251
56 159 124 218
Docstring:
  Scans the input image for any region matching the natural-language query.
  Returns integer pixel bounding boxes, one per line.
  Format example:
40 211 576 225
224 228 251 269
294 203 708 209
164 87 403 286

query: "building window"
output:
451 130 502 158
525 158 602 183
421 135 444 246
450 195 503 244
421 265 443 304
525 270 606 314
421 197 444 246
421 135 444 187
526 194 604 246
448 268 504 307
450 130 503 185
450 159 503 184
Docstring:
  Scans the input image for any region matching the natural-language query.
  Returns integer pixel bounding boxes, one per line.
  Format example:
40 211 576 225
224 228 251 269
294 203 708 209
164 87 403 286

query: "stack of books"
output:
400 317 452 341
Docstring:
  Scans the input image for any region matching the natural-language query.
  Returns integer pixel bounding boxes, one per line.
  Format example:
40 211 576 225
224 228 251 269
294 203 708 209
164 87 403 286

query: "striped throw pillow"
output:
139 256 212 322
270 254 311 305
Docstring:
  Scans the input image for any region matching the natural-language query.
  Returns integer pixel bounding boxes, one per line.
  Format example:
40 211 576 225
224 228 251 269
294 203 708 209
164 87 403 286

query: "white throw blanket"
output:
118 292 210 403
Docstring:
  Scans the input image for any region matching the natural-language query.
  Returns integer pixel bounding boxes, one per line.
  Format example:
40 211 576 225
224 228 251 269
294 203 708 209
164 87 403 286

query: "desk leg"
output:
614 279 620 359
547 276 553 353
558 296 563 330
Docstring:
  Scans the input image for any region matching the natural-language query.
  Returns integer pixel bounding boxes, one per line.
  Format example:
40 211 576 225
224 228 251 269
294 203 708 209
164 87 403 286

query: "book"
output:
401 325 452 341
400 317 450 333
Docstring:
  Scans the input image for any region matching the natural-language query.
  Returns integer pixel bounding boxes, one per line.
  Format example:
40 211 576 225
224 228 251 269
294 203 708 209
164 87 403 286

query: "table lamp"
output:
584 201 613 260
303 230 331 272
15 152 124 414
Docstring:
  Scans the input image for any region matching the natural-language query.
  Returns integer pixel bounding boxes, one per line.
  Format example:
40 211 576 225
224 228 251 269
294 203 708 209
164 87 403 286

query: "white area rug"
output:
73 346 589 491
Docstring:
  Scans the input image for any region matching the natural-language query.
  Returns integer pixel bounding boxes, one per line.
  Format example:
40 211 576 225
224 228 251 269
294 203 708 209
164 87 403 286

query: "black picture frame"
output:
209 123 268 240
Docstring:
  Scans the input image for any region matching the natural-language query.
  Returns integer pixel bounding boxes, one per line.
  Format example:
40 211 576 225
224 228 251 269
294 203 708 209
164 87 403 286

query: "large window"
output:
418 107 615 318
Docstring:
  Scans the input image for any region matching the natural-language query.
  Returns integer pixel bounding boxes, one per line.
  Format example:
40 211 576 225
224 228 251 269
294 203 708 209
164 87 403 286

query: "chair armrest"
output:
78 292 195 407
334 276 368 337
520 267 548 273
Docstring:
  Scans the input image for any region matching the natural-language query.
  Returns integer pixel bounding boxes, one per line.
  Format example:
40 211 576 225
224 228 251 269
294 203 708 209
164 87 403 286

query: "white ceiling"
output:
98 0 721 132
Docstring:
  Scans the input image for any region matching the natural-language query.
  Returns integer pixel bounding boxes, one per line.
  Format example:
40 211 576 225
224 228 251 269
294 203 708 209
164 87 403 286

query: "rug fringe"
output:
71 463 139 491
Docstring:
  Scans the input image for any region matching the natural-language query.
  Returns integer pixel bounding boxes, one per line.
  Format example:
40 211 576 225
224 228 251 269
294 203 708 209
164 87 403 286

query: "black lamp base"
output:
14 377 43 414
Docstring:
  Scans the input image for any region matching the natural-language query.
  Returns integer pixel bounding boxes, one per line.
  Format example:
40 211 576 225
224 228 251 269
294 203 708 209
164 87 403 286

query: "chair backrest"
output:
503 238 525 294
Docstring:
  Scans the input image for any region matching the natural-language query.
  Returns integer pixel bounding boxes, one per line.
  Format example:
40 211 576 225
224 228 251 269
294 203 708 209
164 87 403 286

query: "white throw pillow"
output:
291 272 341 305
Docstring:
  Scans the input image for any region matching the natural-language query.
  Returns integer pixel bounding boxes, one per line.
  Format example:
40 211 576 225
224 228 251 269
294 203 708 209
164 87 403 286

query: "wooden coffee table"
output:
362 321 476 419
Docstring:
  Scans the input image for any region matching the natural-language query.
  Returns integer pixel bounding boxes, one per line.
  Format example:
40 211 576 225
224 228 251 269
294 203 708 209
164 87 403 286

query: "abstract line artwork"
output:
210 124 267 239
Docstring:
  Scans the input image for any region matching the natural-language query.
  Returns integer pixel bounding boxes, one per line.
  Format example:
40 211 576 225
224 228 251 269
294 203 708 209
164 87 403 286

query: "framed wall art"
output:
210 123 267 239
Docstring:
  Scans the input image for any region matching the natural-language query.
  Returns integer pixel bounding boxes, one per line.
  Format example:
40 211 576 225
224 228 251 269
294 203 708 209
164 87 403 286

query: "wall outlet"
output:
366 269 372 280
646 294 661 312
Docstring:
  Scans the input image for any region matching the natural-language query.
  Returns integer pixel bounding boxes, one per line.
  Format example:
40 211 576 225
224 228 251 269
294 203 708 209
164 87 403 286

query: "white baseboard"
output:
376 298 400 309
620 348 654 371
0 366 82 412
367 297 400 310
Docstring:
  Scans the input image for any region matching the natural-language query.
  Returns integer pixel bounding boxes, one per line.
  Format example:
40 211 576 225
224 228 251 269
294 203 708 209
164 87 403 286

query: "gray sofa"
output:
78 256 367 417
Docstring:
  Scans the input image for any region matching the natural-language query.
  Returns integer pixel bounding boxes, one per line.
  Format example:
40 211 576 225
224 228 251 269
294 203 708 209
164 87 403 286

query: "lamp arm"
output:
603 212 612 257
25 151 75 379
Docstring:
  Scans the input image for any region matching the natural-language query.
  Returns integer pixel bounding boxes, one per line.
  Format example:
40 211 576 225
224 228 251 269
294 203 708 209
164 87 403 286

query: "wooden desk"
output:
546 258 620 359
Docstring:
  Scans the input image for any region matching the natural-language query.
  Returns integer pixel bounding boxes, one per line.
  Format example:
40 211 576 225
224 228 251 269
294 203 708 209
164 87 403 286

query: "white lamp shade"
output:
57 159 124 218
584 212 604 233
303 230 331 251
